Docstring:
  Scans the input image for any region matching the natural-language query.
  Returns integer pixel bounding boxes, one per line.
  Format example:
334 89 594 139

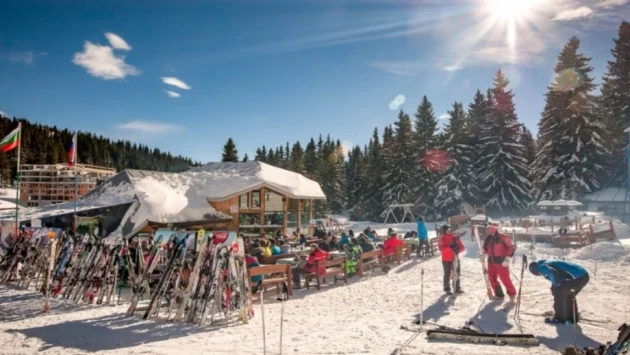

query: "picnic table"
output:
404 238 419 245
277 258 301 266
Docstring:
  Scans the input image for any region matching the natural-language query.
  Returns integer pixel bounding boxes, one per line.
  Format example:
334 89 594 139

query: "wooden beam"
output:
309 199 313 223
260 187 265 237
283 197 288 236
297 199 302 232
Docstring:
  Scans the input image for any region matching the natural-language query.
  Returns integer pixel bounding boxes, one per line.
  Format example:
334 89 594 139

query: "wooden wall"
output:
209 196 240 231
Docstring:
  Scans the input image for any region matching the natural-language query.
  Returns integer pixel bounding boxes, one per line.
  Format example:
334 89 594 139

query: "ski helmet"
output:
441 224 452 233
528 262 540 276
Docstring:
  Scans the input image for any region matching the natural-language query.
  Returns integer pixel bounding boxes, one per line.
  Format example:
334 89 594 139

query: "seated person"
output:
299 233 307 247
382 233 404 259
292 244 330 289
339 232 351 248
313 227 326 239
269 239 282 256
245 252 264 293
344 238 362 276
329 236 340 251
277 239 291 254
358 236 375 253
259 239 272 257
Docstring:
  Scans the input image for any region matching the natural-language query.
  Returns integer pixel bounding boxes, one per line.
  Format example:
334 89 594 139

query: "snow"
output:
1 220 628 354
582 187 629 202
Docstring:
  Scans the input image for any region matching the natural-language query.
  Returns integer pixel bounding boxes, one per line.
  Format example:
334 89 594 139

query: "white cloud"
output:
73 41 140 80
0 110 7 117
554 6 594 21
441 64 463 72
388 94 406 111
599 0 629 8
115 120 183 135
166 90 181 98
438 113 450 120
8 52 34 65
105 32 132 51
370 61 426 76
161 77 191 90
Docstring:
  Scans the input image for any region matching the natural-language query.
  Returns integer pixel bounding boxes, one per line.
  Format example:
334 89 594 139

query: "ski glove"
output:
502 257 511 268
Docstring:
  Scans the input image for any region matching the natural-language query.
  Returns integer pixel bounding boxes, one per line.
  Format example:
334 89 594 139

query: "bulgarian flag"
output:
0 126 20 153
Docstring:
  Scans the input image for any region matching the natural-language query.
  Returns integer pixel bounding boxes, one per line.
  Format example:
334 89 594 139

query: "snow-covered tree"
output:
381 111 417 212
434 102 478 217
533 37 608 200
479 70 531 214
289 141 305 174
468 90 490 205
600 21 630 185
412 95 440 213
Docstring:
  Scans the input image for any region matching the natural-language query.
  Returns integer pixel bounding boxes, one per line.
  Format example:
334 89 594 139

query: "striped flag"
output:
0 126 20 153
68 133 77 166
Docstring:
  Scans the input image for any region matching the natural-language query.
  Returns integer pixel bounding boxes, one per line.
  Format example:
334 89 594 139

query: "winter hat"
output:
528 262 540 276
418 217 424 222
441 224 452 233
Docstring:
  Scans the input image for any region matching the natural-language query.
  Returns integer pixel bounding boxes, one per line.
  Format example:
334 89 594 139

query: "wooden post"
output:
610 220 616 239
297 199 302 232
283 197 288 236
309 199 313 222
260 187 265 237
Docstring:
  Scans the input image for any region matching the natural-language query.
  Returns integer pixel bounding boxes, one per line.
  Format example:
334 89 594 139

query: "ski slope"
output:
0 222 628 355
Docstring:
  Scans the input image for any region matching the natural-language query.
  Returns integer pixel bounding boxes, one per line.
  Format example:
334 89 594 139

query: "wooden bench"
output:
553 234 590 249
260 253 297 265
357 249 386 277
430 237 440 255
247 264 293 300
394 243 412 264
305 256 348 291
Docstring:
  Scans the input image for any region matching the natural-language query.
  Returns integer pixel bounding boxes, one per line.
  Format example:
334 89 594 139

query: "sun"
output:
486 0 537 22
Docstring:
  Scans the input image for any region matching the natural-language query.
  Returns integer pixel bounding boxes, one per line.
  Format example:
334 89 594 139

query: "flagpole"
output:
73 134 77 238
15 122 21 237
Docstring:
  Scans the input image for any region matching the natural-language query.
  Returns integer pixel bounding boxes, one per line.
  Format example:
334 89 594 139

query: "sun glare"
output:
487 0 536 21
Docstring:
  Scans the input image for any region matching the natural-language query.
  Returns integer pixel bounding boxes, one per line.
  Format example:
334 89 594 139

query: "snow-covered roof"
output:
582 188 630 202
0 199 23 210
0 198 128 222
536 200 583 207
470 214 493 222
189 162 326 200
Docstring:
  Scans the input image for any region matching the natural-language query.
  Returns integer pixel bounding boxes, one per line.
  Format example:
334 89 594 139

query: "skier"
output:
417 217 431 257
483 223 517 300
529 259 590 324
438 225 465 294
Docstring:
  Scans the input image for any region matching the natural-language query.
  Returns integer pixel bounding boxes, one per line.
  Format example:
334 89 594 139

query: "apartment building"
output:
19 164 116 207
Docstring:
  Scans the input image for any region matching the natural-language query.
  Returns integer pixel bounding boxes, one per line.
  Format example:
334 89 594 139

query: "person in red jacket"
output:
483 223 517 300
292 244 330 289
382 233 404 259
438 224 465 294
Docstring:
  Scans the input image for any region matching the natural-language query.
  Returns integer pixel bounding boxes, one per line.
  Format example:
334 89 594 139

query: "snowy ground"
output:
1 222 629 355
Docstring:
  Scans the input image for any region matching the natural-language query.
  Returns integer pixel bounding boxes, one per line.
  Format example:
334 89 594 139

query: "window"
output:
239 193 249 208
251 190 261 208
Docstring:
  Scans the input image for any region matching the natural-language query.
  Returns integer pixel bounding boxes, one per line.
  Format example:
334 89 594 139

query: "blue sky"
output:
0 0 628 163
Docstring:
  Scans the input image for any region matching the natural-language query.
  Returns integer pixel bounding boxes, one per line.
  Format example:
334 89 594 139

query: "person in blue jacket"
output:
529 259 590 324
339 232 351 248
416 217 431 257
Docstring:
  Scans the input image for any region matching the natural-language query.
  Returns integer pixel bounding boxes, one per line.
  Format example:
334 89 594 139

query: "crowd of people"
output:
243 219 591 324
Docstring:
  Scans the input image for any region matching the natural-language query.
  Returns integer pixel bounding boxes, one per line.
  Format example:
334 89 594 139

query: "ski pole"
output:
276 282 288 355
571 289 577 347
260 281 266 355
514 255 527 319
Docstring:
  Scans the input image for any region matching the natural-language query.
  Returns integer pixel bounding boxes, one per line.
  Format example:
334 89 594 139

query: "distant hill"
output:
0 115 198 186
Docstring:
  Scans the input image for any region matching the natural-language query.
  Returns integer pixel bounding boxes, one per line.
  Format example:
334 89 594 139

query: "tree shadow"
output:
6 313 229 352
394 259 420 274
413 294 453 322
0 290 92 323
538 324 601 352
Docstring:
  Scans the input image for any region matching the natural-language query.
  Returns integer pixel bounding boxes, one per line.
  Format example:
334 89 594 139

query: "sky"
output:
0 0 628 163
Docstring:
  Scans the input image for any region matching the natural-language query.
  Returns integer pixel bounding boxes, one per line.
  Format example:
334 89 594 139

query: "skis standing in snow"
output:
482 223 517 301
528 259 590 324
438 225 464 294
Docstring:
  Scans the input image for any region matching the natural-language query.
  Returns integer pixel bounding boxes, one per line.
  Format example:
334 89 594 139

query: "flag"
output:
0 126 20 153
68 133 77 166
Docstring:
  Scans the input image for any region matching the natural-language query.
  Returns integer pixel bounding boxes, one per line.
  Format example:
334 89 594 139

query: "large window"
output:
239 193 248 208
264 190 284 226
252 190 261 208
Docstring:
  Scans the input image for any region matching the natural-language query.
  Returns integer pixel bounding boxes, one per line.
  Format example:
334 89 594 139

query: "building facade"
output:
19 164 116 207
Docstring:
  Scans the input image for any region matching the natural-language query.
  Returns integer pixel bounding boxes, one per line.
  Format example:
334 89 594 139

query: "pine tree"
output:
479 70 531 214
360 128 385 221
221 137 239 162
242 153 249 162
434 102 478 217
412 95 439 214
521 126 536 167
468 90 490 205
304 138 318 179
600 21 630 185
289 141 305 174
346 145 368 219
381 111 416 215
533 37 609 200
